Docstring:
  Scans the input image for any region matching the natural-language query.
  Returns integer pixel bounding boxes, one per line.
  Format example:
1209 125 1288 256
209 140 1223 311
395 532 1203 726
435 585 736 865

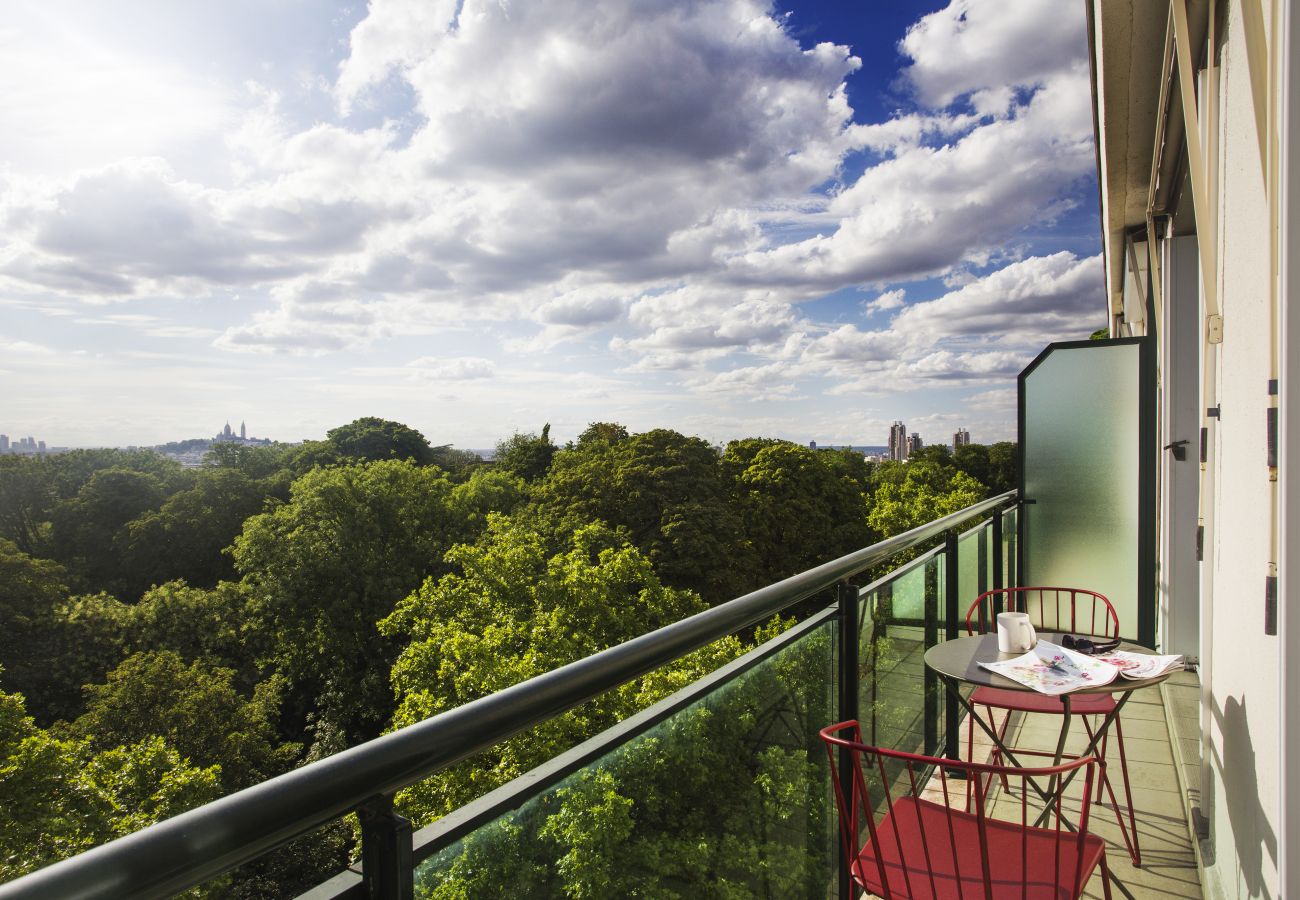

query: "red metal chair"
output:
822 720 1113 899
964 587 1139 866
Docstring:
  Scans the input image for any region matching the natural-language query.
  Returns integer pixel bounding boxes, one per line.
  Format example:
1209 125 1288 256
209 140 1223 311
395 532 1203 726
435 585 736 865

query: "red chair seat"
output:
971 686 1117 716
853 796 1106 900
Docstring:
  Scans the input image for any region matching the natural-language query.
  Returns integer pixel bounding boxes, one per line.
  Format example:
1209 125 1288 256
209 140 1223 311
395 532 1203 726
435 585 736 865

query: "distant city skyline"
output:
1 0 1100 448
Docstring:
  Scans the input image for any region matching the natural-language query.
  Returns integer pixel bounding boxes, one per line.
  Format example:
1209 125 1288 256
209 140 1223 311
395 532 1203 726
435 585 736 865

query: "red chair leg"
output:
1113 717 1141 866
1099 851 1114 900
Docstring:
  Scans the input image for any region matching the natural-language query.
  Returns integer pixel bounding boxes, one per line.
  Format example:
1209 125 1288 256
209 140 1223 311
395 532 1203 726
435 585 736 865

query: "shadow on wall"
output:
1208 696 1279 898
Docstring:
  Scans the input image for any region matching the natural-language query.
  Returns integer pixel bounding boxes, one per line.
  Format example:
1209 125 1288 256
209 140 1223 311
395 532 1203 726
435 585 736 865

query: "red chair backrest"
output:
965 587 1119 639
821 720 1100 900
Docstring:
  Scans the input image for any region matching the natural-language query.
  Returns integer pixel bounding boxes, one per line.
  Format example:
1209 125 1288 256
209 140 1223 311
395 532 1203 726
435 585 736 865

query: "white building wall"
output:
1203 3 1281 896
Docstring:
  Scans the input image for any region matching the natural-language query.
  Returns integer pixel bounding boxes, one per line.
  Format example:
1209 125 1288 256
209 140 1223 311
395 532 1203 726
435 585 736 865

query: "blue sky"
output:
0 0 1103 449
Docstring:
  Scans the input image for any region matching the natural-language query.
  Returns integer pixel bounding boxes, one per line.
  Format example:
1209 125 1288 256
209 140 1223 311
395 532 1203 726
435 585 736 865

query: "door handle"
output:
1164 439 1190 461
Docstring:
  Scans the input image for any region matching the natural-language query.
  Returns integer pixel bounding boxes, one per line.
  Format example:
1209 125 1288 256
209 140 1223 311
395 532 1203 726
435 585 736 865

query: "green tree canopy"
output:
381 517 725 820
494 424 556 482
906 444 953 466
575 422 629 447
867 460 986 538
721 440 874 593
534 428 742 601
231 460 463 747
0 680 220 883
0 456 55 555
279 439 345 476
118 468 286 596
985 441 1018 494
203 442 290 479
120 581 260 681
0 540 74 715
326 417 435 465
69 651 297 791
48 468 169 594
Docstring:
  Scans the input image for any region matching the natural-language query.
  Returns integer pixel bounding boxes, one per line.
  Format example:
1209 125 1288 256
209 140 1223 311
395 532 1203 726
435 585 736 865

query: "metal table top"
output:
923 632 1173 695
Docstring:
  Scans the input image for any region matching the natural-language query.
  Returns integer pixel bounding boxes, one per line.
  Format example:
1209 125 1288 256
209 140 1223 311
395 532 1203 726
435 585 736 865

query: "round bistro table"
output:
924 632 1172 859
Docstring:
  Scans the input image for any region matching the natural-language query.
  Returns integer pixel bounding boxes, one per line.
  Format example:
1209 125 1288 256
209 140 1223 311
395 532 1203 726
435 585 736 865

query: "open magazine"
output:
978 641 1117 695
978 641 1184 695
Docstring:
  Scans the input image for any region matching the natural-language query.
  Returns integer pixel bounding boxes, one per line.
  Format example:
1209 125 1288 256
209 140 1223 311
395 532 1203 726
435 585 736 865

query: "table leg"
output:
1036 690 1141 863
936 675 1058 807
1035 694 1073 827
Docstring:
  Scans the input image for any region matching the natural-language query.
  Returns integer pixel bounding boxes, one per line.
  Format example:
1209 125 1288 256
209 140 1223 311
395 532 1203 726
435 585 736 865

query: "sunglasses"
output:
1061 634 1121 655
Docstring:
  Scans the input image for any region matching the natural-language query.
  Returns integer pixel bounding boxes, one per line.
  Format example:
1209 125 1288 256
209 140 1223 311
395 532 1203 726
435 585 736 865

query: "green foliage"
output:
494 424 556 482
0 682 221 883
575 422 629 446
122 581 260 678
448 469 527 538
429 445 484 476
45 449 186 500
382 517 715 820
203 442 288 479
279 440 344 475
68 651 297 791
1090 327 1110 340
118 468 286 596
947 441 1017 496
0 541 133 724
232 460 463 745
0 456 55 555
985 441 1018 494
326 417 435 466
0 540 73 712
722 440 873 593
535 428 743 600
867 460 986 538
48 468 168 594
906 444 953 466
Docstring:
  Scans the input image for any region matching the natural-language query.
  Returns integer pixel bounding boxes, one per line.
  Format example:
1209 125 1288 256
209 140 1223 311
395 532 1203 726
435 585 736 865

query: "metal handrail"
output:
0 491 1016 900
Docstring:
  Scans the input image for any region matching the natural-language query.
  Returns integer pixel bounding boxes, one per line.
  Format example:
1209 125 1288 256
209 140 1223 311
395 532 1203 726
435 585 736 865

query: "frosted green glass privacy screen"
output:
1021 342 1146 639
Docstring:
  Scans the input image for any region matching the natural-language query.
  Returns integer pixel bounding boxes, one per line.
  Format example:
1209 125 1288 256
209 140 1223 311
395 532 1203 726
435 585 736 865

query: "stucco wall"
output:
1203 3 1282 896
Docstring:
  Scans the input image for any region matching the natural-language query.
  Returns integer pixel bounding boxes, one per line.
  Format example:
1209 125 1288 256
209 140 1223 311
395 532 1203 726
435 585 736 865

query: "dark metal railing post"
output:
943 531 961 764
836 581 860 900
977 524 988 599
992 510 1004 602
923 556 939 756
359 796 413 900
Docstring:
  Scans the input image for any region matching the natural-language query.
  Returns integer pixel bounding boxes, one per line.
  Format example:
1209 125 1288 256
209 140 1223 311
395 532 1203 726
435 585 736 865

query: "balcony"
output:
0 471 1209 899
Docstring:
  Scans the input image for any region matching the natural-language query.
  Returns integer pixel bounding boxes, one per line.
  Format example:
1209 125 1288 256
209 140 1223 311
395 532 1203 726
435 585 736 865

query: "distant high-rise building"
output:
808 440 817 450
907 433 924 456
888 421 908 461
0 435 8 452
240 421 247 440
954 428 971 448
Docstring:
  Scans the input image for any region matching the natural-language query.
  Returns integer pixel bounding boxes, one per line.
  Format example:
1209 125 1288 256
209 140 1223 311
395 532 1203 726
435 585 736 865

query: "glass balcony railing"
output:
0 492 1018 900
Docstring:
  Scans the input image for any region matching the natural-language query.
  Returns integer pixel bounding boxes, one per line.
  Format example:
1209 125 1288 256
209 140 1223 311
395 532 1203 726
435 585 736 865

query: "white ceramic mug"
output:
996 611 1036 653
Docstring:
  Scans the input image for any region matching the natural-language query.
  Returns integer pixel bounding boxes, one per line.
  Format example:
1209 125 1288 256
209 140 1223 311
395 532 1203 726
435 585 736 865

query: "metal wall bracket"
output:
1265 574 1278 636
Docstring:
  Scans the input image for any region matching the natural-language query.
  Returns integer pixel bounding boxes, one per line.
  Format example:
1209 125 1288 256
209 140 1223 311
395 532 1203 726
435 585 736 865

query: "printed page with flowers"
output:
1092 650 1184 680
978 641 1120 695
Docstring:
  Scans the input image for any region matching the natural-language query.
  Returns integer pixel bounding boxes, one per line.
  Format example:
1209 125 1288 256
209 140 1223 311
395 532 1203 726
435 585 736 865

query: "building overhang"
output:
1087 1 1205 325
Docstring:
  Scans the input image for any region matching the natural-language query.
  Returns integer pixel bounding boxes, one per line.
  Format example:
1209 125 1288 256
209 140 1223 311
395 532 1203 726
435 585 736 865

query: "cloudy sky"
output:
0 0 1103 449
